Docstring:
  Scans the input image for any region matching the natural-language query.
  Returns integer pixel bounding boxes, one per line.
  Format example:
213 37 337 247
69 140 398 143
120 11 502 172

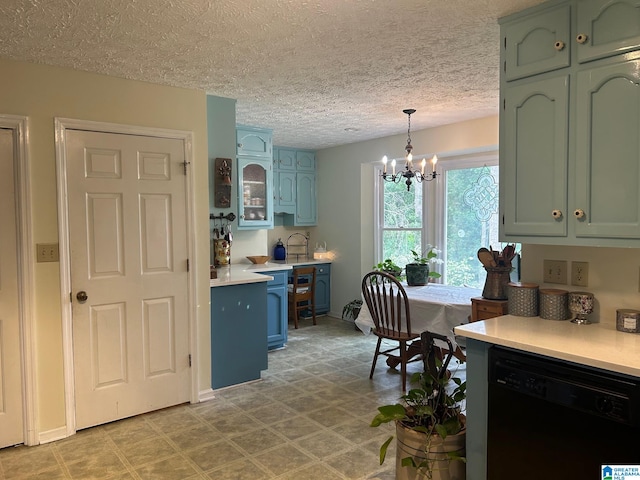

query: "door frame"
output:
0 114 37 446
55 118 199 436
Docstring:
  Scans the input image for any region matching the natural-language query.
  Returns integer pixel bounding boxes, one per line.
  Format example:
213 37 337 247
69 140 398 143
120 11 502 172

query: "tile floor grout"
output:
0 316 463 480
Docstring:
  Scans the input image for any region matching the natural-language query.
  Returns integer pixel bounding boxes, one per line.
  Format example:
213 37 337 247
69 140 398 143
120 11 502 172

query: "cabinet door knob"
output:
237 143 243 148
576 33 588 44
554 41 565 51
574 208 586 219
551 209 563 219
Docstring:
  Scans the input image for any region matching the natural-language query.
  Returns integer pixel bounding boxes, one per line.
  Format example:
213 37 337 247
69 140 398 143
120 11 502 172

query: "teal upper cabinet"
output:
287 171 316 226
295 150 316 171
502 75 569 237
499 0 640 247
274 148 296 171
574 58 640 239
274 147 318 225
237 125 273 158
237 125 274 229
503 4 571 81
238 156 274 229
575 0 640 64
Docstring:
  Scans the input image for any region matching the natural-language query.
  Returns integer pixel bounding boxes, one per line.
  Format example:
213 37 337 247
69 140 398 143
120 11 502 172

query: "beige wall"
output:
522 244 640 325
0 57 209 435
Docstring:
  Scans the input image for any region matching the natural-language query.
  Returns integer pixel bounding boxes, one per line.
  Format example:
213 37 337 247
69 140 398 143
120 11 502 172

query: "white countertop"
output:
455 315 640 377
210 263 292 287
268 257 332 266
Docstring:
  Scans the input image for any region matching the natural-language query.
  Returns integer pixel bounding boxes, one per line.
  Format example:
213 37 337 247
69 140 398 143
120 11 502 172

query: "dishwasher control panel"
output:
489 346 640 426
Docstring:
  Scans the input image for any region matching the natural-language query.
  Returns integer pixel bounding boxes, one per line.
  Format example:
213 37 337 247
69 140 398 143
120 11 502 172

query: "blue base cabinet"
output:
210 282 268 389
289 263 331 315
262 271 288 350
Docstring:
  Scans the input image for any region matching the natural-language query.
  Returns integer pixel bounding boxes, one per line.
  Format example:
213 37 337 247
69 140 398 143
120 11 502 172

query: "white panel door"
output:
0 127 24 447
66 130 190 430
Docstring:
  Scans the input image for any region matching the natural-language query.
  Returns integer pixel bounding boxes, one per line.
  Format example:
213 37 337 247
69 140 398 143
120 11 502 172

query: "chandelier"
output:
381 108 438 191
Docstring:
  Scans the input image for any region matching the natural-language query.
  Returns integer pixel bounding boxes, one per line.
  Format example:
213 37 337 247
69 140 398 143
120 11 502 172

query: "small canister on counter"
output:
616 309 640 333
539 288 569 320
507 282 539 317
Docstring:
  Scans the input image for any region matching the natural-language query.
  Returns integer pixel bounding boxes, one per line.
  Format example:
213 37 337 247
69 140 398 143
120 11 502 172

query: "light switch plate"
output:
37 243 59 262
543 259 567 284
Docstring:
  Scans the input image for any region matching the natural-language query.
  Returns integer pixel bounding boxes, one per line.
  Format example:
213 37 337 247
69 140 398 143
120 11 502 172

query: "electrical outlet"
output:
36 243 59 263
543 259 567 284
571 261 589 287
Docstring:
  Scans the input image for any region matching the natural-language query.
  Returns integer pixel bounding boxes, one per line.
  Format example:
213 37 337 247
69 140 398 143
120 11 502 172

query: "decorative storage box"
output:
616 309 640 333
507 282 539 317
539 289 569 320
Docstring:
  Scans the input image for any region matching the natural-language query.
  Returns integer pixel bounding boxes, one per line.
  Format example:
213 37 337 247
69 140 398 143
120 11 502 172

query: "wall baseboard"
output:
198 389 216 403
38 426 69 445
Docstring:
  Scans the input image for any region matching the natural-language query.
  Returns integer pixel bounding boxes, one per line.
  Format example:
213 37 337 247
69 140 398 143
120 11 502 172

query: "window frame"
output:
374 147 499 283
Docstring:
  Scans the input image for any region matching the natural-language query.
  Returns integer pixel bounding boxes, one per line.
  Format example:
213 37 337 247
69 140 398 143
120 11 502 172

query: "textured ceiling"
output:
0 0 546 149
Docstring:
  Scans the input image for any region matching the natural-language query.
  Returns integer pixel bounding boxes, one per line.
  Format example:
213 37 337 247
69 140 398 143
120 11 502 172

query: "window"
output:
375 150 501 288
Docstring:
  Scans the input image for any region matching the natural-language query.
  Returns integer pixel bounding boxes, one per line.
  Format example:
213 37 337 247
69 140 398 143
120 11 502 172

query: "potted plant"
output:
405 247 442 286
374 258 403 278
371 332 466 480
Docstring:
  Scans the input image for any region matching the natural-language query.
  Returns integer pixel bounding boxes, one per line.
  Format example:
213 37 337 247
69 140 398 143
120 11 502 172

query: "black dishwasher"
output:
488 346 640 479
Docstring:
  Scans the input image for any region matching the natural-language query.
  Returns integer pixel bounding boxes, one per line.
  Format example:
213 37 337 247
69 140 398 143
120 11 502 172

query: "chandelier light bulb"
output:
391 159 396 175
382 155 388 173
431 154 438 172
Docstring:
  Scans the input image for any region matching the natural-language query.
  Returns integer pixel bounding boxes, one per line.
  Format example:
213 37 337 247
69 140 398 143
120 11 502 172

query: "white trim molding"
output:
0 114 37 446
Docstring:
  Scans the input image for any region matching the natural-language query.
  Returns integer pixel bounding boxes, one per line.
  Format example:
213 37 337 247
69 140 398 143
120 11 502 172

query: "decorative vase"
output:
395 422 466 480
406 264 430 286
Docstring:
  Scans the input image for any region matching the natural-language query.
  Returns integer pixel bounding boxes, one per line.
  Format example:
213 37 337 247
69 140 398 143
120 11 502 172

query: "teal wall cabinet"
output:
210 282 268 389
274 147 317 226
261 270 288 350
236 125 272 158
237 125 274 230
499 0 640 247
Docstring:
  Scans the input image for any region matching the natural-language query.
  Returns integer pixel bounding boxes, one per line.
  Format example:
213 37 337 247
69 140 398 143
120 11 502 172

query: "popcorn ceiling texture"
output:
0 0 546 149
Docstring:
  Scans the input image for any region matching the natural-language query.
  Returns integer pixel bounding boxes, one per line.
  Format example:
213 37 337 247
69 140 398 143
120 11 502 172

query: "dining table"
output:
356 282 483 361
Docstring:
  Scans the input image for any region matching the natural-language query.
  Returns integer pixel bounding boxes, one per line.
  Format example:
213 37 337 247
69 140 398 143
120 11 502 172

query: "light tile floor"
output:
0 316 465 480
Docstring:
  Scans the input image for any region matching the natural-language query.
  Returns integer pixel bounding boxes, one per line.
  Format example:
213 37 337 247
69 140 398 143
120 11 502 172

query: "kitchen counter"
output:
210 258 330 287
210 263 292 287
455 315 640 480
455 315 640 377
269 257 333 266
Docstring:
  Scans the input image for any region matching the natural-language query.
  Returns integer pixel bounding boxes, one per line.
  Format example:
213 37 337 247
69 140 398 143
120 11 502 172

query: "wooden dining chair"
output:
361 271 422 392
288 266 316 329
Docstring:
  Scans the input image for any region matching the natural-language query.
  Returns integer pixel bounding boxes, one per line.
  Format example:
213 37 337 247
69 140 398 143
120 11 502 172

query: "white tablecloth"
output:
356 283 482 341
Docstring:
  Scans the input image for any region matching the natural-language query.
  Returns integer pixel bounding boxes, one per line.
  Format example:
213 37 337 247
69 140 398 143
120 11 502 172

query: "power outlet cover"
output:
543 259 568 284
571 261 589 287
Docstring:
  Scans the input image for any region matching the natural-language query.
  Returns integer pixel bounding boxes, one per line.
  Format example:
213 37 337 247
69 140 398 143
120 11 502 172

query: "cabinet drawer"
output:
476 303 504 314
471 298 509 322
262 270 287 287
476 310 502 321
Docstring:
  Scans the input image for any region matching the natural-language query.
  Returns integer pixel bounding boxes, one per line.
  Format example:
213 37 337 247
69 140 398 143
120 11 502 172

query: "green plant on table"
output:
408 247 442 280
374 258 403 277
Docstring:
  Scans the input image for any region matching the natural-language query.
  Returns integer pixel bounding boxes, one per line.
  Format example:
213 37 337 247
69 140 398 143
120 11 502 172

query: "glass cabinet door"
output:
238 157 273 229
